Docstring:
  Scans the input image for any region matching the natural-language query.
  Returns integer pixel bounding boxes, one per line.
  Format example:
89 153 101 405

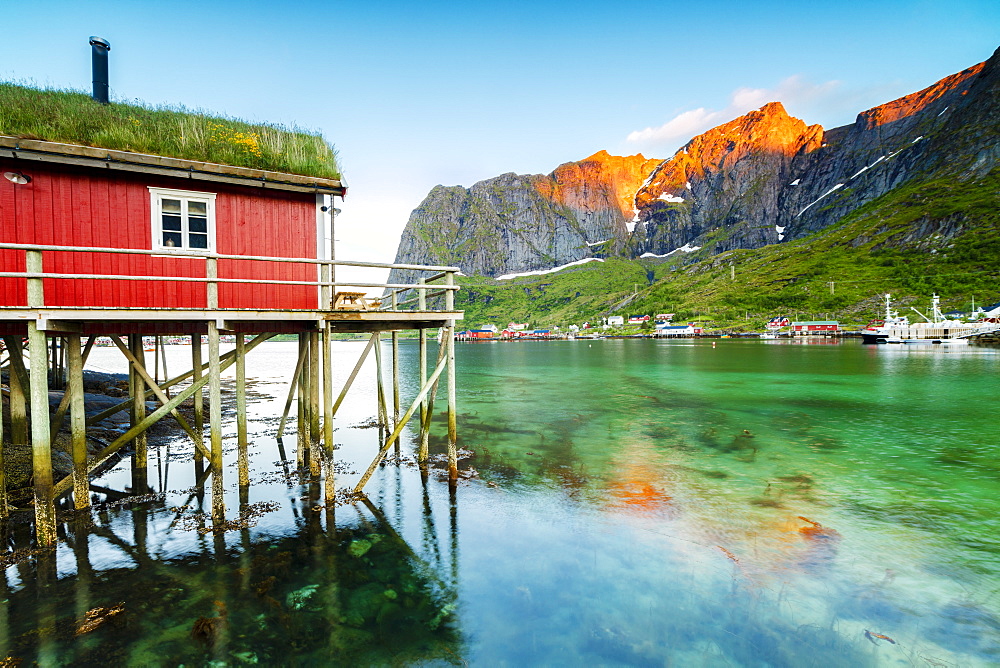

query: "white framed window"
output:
149 187 217 253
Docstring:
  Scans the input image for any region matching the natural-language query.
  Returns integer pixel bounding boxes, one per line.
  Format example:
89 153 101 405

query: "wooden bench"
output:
333 291 383 311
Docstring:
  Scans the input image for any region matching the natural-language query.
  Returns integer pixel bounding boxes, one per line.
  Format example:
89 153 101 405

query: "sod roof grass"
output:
0 83 340 180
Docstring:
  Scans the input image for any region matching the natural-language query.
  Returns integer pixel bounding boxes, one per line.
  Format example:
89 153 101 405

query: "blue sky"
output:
4 0 999 277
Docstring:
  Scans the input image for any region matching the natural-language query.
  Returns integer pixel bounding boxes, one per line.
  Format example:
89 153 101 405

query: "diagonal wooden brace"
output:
53 370 213 497
276 338 310 438
330 332 378 417
1 336 30 393
86 332 274 427
109 335 210 461
354 349 449 493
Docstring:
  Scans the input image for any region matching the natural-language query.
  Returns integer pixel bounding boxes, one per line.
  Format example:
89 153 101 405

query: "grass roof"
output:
0 83 341 180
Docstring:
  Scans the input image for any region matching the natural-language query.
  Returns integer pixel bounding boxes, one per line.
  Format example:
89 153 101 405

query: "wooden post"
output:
236 333 249 488
309 329 321 478
25 250 56 544
67 334 89 510
160 338 170 398
129 334 148 493
0 347 5 518
4 337 28 450
322 322 335 505
374 333 387 427
391 294 400 428
445 272 458 482
206 257 219 310
417 279 429 462
296 333 308 470
28 322 56 544
208 321 224 524
192 333 204 472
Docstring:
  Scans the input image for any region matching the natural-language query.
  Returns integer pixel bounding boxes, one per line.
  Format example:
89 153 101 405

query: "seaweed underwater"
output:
0 499 464 666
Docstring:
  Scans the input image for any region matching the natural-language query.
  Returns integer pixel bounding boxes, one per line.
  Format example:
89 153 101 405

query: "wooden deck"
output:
0 242 464 545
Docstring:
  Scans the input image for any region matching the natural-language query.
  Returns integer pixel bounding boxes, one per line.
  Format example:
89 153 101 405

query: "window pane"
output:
188 201 207 216
162 199 182 214
189 233 208 249
189 217 207 233
162 215 182 231
163 232 182 247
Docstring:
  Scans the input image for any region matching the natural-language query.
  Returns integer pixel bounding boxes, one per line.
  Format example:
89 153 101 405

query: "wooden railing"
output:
0 243 460 312
381 271 457 313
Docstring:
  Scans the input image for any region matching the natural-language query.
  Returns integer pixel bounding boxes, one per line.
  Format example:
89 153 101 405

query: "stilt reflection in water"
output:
0 483 462 664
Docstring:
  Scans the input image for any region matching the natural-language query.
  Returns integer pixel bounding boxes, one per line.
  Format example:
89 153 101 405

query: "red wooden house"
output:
1 137 345 312
791 321 840 336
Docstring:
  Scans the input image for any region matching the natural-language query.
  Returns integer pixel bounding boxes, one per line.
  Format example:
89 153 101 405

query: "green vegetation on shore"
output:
0 83 341 179
454 169 1000 332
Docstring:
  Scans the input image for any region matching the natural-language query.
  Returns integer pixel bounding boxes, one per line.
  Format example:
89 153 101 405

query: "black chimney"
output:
89 36 111 104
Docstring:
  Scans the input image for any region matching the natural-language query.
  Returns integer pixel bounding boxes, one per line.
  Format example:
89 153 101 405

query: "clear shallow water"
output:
3 338 999 666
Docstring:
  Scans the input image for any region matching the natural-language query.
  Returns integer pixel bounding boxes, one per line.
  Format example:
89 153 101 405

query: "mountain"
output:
389 47 998 285
387 151 660 283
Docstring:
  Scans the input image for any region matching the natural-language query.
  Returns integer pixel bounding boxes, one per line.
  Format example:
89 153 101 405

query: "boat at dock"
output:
860 294 999 344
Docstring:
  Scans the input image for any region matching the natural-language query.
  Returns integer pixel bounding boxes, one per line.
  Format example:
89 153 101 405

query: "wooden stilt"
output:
296 333 308 470
129 334 148 493
322 322 335 505
309 329 321 478
192 333 204 464
374 333 388 427
236 333 249 488
48 337 95 443
418 279 430 463
28 322 56 545
67 334 89 510
0 347 6 518
2 337 28 450
0 368 4 520
276 337 308 439
160 337 170 398
391 293 400 428
154 336 160 387
445 272 459 483
208 321 224 524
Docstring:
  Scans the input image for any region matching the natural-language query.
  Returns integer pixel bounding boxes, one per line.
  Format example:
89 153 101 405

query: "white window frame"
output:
149 187 217 254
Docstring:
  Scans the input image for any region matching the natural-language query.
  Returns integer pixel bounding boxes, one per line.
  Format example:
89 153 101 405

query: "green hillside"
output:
455 169 1000 332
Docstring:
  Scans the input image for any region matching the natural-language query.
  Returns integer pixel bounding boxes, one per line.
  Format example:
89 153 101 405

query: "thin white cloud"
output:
627 75 841 147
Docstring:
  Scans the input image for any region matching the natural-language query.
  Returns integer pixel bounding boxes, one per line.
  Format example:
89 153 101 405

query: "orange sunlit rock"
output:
634 101 824 210
541 150 662 221
856 62 985 129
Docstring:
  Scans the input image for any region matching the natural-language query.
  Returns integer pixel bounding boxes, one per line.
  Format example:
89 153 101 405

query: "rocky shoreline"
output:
1 370 193 506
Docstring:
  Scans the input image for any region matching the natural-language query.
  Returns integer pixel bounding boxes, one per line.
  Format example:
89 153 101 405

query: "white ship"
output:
860 294 998 344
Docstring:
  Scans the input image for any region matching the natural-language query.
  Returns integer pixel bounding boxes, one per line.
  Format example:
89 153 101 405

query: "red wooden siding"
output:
0 159 317 309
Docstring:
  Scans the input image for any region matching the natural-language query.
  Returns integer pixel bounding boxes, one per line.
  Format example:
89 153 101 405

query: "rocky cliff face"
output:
390 48 998 278
388 151 659 282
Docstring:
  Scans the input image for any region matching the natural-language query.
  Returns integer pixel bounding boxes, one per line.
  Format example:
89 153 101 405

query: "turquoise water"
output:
2 338 999 665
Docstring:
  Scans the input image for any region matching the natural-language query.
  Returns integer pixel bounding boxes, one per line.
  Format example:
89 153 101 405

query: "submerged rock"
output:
285 584 319 610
